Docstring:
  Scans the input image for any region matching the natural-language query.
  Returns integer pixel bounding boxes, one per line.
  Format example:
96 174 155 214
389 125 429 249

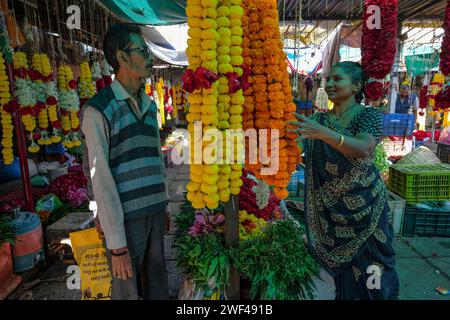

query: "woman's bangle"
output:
336 134 345 148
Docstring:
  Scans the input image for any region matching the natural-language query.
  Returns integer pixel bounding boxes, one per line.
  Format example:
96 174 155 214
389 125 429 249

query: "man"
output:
81 24 169 300
395 84 419 114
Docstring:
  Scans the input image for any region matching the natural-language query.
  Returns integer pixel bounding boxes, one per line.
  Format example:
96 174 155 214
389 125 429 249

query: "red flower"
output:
51 121 61 129
35 101 46 111
181 69 198 93
80 98 89 107
96 78 105 91
46 96 57 106
362 0 398 81
33 132 41 140
3 98 19 113
364 81 385 101
226 72 241 94
68 80 78 89
103 76 112 86
435 89 450 110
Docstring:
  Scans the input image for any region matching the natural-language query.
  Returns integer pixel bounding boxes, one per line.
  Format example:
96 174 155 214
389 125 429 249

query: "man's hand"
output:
111 248 133 280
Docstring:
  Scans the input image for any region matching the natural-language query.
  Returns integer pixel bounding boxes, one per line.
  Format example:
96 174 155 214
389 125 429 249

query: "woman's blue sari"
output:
303 107 399 300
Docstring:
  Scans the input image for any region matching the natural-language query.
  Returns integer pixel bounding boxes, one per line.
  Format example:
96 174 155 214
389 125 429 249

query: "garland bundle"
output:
361 0 398 101
241 0 299 199
437 1 450 113
0 52 13 164
185 0 245 209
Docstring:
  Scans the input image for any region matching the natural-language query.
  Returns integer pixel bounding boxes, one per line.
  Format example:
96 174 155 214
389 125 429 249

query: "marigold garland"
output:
0 52 13 164
185 0 245 209
57 65 80 149
13 51 41 153
241 0 299 199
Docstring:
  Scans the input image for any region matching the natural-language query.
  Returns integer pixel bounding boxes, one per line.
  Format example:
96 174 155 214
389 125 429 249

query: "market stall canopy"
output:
142 25 189 66
278 0 447 21
99 0 187 25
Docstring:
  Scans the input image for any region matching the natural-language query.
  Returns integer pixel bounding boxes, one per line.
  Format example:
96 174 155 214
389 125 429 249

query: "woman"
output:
290 61 399 300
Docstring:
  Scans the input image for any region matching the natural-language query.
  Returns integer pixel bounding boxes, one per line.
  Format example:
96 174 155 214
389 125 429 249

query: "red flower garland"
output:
362 0 398 101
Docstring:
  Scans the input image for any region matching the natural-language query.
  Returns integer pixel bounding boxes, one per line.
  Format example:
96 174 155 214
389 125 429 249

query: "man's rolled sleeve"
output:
81 106 127 250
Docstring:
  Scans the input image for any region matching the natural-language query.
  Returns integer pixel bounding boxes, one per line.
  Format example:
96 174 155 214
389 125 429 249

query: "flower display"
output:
0 52 13 164
440 1 450 76
46 172 87 203
239 209 266 241
100 58 113 86
79 61 95 106
32 53 55 146
241 0 300 199
156 78 166 126
57 65 80 149
428 73 445 120
362 0 398 102
188 211 225 236
91 60 105 92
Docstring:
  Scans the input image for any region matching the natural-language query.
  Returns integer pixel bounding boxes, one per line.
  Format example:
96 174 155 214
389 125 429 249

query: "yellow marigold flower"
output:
231 55 243 66
192 200 206 209
204 164 220 174
201 183 218 194
230 6 243 18
217 6 230 17
217 46 231 56
188 27 202 39
229 105 243 114
217 17 230 28
218 63 233 74
200 50 217 62
230 18 241 27
219 189 230 202
218 37 231 47
201 29 219 41
202 8 218 19
200 19 217 29
201 40 217 50
230 187 241 195
218 27 232 38
231 36 243 46
218 55 231 64
186 5 202 18
202 174 219 185
201 60 218 72
230 46 242 56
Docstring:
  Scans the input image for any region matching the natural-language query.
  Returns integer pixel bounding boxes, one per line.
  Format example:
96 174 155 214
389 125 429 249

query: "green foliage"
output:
228 219 319 300
0 215 16 246
374 143 389 173
174 196 229 293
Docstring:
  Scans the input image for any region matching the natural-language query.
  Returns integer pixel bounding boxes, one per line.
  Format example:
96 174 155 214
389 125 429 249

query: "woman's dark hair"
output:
331 61 367 103
103 24 142 73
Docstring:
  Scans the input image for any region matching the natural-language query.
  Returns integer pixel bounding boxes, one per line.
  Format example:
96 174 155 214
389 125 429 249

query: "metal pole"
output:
8 63 34 212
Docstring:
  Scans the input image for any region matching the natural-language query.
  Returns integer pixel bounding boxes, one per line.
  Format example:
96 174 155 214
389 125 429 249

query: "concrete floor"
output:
7 165 450 300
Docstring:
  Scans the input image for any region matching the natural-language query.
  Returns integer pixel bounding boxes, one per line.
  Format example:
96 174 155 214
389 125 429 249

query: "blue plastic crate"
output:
382 114 415 137
295 100 313 110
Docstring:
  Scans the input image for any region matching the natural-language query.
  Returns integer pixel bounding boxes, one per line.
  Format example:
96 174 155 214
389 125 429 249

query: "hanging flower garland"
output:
0 52 14 164
361 0 398 102
79 61 96 106
57 65 80 149
101 58 113 86
241 0 299 200
92 60 105 92
156 78 166 126
428 73 445 121
171 84 178 120
31 53 54 146
13 51 40 153
184 0 245 209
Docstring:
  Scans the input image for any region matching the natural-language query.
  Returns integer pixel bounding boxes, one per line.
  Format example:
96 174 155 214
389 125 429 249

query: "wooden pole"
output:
8 63 34 212
224 194 240 299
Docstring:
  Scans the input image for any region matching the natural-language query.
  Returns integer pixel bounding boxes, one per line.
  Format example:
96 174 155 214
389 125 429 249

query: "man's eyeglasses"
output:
122 46 153 61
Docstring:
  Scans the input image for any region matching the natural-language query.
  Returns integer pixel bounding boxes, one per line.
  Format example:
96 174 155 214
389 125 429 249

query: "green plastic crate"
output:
388 164 450 204
402 204 450 237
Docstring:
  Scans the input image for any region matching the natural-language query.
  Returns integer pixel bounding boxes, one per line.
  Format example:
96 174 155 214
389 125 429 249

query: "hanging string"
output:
10 0 21 50
45 0 56 59
34 0 43 53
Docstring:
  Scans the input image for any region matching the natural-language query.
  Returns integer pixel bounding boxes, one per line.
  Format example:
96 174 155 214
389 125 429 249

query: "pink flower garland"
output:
362 0 398 102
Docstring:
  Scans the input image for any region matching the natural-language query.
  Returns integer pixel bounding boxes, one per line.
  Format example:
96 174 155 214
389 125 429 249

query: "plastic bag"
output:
35 194 62 214
31 175 49 187
69 228 112 300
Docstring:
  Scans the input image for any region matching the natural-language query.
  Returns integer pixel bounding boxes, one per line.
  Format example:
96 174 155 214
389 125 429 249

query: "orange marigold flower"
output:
270 108 284 119
268 91 284 102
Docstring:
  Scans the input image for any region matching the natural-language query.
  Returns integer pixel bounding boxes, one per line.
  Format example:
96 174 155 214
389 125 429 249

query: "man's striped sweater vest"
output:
87 85 168 221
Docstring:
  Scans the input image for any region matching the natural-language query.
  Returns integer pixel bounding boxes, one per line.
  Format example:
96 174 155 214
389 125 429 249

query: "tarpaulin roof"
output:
100 0 187 25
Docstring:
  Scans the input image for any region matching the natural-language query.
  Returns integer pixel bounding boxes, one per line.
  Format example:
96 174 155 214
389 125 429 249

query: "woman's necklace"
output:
332 102 359 118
